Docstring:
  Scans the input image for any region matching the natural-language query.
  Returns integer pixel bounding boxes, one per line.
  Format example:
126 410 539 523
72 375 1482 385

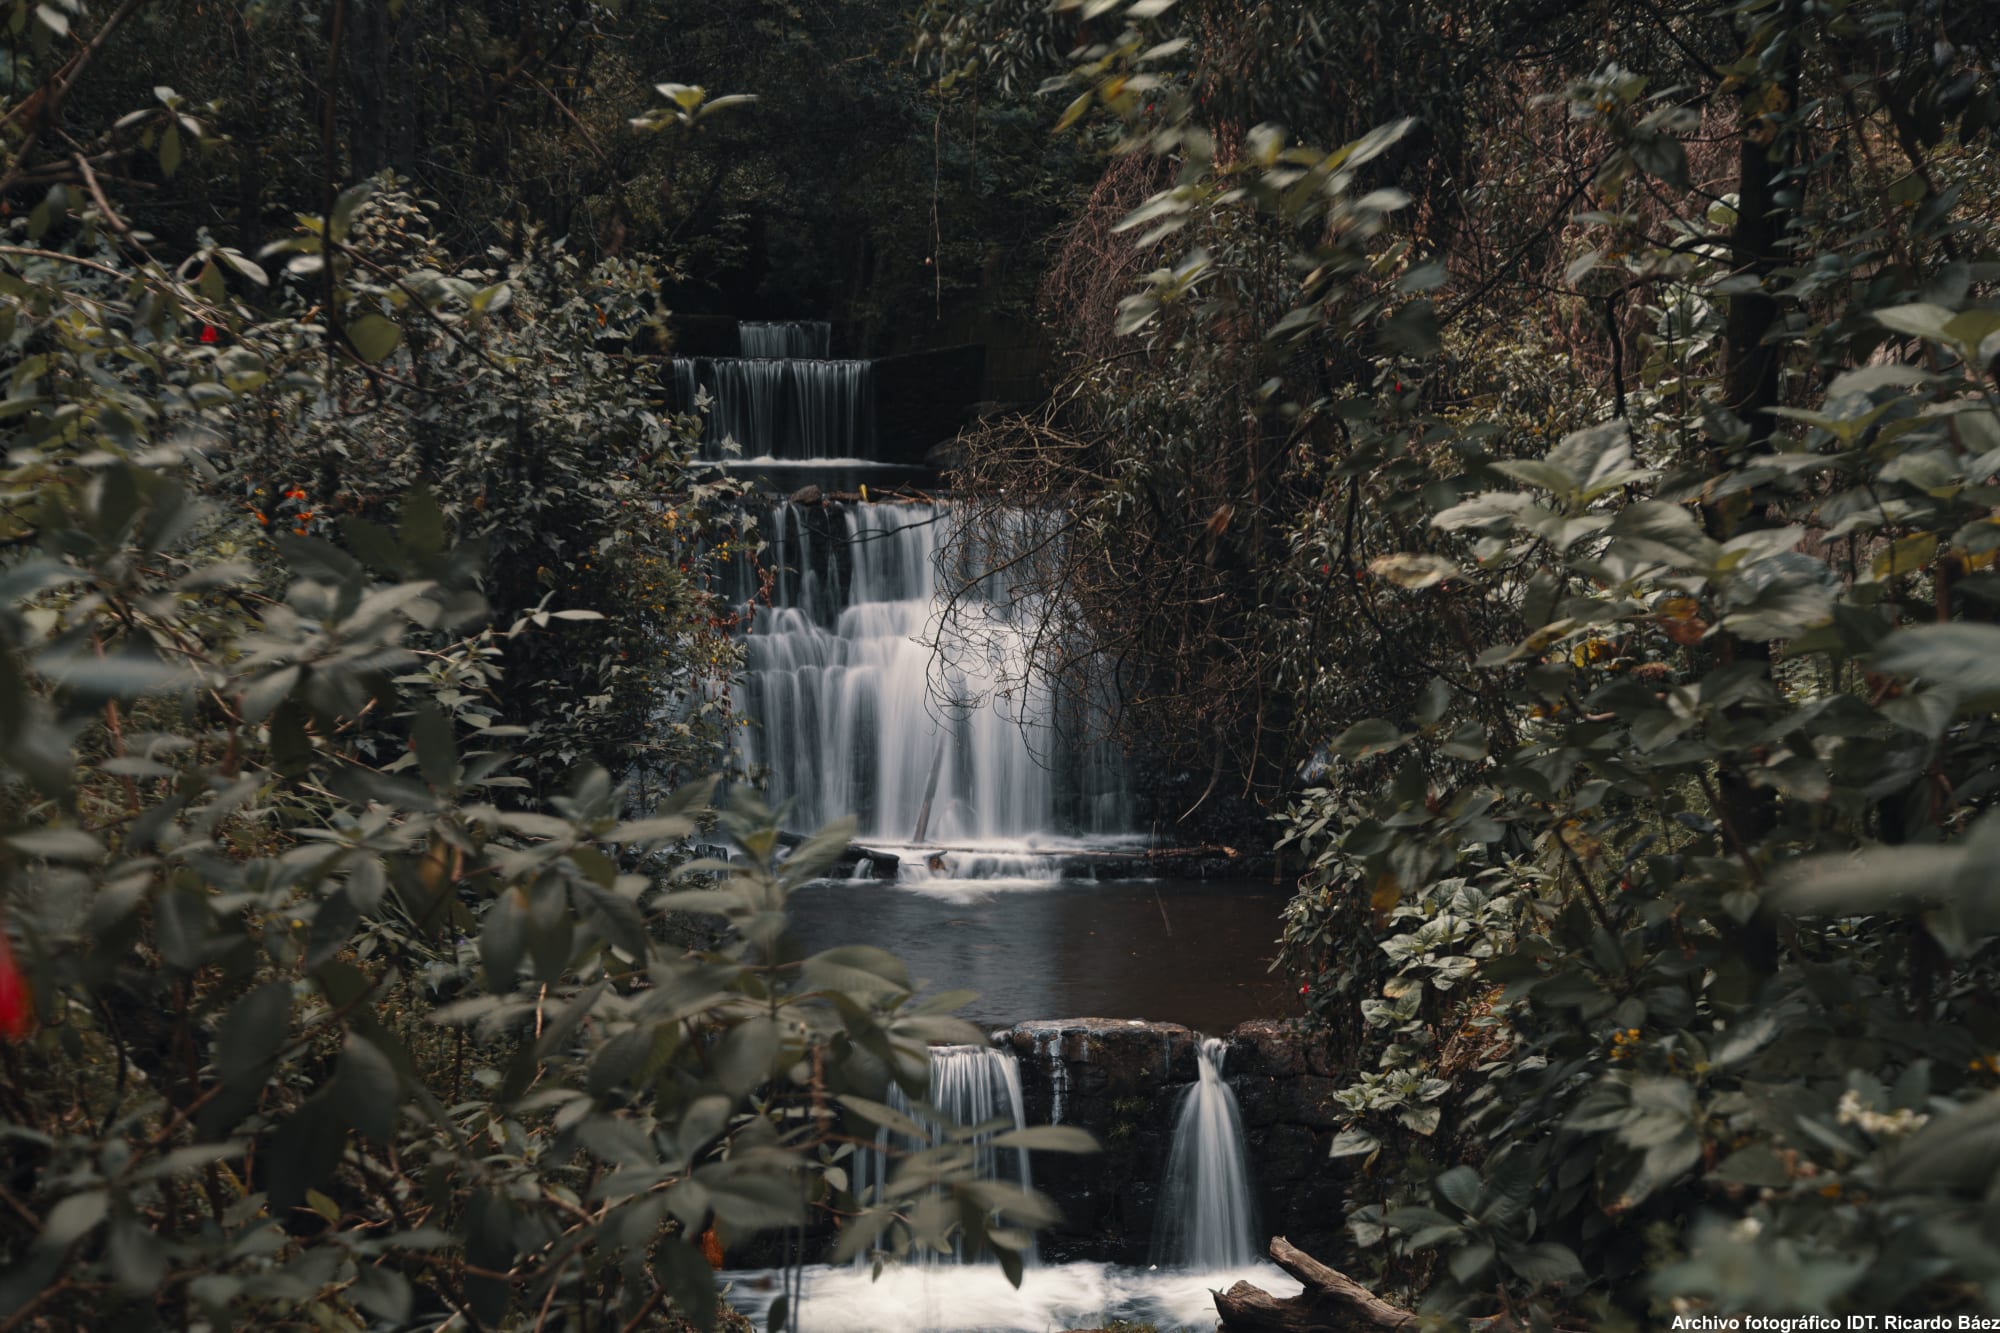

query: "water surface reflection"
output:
785 878 1294 1032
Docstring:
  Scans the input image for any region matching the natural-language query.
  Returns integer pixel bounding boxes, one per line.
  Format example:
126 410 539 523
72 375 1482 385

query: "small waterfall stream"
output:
856 1045 1038 1265
1151 1037 1259 1271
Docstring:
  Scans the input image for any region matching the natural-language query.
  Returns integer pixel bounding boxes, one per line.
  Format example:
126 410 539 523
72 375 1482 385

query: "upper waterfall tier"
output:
738 320 832 359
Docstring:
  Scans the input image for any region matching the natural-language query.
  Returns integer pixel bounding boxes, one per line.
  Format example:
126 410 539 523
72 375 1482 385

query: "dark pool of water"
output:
785 878 1297 1033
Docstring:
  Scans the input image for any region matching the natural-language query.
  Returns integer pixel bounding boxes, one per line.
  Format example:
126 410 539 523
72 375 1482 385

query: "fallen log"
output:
1213 1236 1416 1332
1215 1237 1579 1333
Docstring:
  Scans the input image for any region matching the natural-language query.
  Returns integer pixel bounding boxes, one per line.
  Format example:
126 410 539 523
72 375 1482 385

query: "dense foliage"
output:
13 0 2000 1326
931 0 2000 1322
0 10 1091 1332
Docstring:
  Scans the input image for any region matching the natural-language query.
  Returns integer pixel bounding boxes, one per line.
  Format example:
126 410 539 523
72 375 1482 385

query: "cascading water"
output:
855 1045 1037 1265
673 320 870 461
740 319 832 359
1151 1037 1259 1270
674 357 875 461
695 318 1136 859
732 499 1133 848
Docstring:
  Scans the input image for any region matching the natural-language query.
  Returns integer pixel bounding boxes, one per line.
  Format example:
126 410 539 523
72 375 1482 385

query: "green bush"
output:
0 75 1086 1333
978 0 2000 1322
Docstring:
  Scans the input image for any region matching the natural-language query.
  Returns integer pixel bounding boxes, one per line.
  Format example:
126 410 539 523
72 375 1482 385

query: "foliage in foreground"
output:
936 0 2000 1323
0 54 1087 1333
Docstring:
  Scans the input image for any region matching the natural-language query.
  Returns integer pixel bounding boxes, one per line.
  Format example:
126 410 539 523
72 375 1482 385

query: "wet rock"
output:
1226 1018 1307 1077
788 483 822 506
1005 1018 1200 1096
1280 1076 1346 1129
1230 1074 1283 1129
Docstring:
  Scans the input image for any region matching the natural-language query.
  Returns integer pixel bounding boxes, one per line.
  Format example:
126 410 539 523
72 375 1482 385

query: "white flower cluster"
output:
1836 1089 1929 1137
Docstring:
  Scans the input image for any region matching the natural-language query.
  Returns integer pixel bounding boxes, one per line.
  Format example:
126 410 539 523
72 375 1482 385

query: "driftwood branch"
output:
1216 1238 1583 1333
1214 1236 1417 1332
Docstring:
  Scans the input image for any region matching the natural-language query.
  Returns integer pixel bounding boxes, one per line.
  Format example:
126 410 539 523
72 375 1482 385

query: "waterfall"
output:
1151 1038 1258 1270
1034 1031 1070 1126
673 357 875 460
700 317 1136 857
855 1045 1038 1265
733 500 1132 845
739 320 832 359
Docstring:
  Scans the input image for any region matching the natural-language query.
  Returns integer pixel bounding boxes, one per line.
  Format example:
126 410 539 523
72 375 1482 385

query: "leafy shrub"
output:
996 0 2000 1322
0 77 1084 1333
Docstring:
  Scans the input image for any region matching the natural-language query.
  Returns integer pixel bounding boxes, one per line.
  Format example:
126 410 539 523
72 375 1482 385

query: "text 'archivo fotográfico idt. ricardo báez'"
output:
1672 1312 2000 1320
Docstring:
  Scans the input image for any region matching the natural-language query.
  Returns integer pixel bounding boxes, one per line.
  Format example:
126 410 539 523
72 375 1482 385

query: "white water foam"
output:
721 1260 1303 1333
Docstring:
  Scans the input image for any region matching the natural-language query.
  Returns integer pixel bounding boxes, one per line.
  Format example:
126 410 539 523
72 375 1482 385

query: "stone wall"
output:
1001 1018 1349 1265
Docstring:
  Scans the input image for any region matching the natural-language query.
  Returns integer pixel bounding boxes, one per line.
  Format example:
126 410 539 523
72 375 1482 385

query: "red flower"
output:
199 324 220 344
0 928 32 1041
1299 983 1312 996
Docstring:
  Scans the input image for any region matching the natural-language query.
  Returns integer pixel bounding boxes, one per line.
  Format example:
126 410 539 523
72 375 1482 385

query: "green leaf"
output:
39 1190 107 1250
1874 303 1956 341
695 1162 804 1229
803 944 910 993
398 486 447 557
216 980 293 1087
1434 1164 1482 1214
713 1015 779 1098
1872 623 2000 693
838 1094 928 1140
655 1234 719 1331
411 705 456 789
1883 1091 2000 1197
1378 300 1439 356
7 827 104 860
351 1266 413 1324
36 647 187 700
780 815 859 887
1331 718 1406 759
328 182 374 242
1504 1240 1585 1285
107 1212 167 1295
988 1124 1099 1153
1368 553 1458 589
336 1034 401 1141
1627 129 1687 186
1327 1126 1381 1159
1448 1238 1496 1284
831 1208 894 1263
346 314 402 363
610 814 694 844
480 888 529 989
